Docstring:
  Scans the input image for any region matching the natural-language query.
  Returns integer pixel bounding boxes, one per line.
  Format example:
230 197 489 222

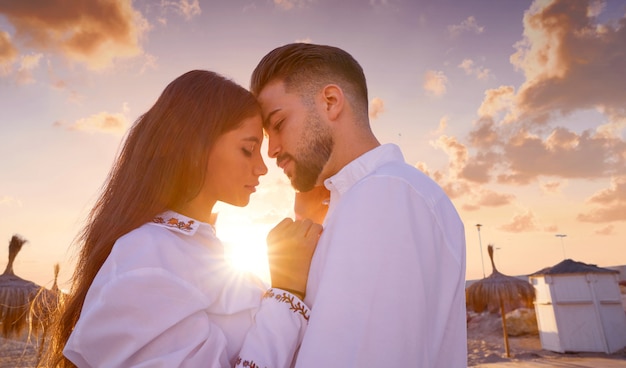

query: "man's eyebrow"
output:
263 109 280 129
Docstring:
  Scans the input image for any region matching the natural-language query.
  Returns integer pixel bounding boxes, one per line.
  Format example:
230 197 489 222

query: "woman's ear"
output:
321 84 344 121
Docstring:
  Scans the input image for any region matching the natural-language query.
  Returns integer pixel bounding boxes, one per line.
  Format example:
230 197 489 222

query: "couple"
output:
43 43 467 367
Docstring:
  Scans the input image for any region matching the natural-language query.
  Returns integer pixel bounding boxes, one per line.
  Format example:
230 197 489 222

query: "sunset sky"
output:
1 0 625 290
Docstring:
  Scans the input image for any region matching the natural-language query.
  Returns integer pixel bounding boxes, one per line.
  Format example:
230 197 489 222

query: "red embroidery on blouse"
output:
152 216 195 232
235 357 266 368
264 289 310 322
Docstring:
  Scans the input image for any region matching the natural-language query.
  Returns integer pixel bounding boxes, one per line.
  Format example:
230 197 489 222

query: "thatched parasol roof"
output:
0 235 40 338
465 244 536 357
30 263 64 360
31 263 63 333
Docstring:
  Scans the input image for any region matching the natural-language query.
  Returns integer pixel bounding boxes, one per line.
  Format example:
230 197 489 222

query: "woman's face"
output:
203 114 268 208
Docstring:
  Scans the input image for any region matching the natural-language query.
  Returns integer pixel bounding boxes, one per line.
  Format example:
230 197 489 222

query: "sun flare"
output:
220 223 271 285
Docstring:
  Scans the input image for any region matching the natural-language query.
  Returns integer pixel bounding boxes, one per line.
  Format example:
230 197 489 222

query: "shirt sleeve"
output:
64 268 233 368
236 288 310 368
294 175 466 367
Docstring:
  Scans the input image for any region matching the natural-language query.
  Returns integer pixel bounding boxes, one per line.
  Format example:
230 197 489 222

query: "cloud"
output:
578 175 626 223
369 97 385 119
0 31 19 76
595 224 614 235
468 118 503 149
54 104 130 135
578 203 626 223
0 0 150 70
461 151 500 184
540 180 565 194
423 70 448 97
477 86 515 119
448 0 626 191
510 0 626 121
458 58 492 80
587 175 626 204
477 190 515 207
431 116 448 135
501 128 626 183
273 0 311 10
16 53 43 84
0 196 22 207
499 211 537 233
176 0 201 19
448 16 485 37
544 224 558 232
432 135 467 178
160 0 201 20
139 53 158 74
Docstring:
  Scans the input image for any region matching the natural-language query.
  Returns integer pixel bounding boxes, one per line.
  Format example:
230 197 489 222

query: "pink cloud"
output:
0 31 18 75
540 180 564 194
499 211 537 233
0 0 149 70
595 225 614 236
54 106 130 135
423 70 448 97
511 0 626 121
578 176 626 223
448 16 485 37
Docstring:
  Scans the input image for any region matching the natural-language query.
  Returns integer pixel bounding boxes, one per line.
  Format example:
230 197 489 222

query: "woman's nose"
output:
255 156 268 176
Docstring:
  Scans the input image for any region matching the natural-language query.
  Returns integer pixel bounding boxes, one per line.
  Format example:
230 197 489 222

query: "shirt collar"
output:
151 210 213 236
324 143 405 196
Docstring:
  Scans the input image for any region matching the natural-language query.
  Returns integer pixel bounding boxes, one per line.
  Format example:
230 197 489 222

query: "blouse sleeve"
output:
64 268 232 368
236 288 311 368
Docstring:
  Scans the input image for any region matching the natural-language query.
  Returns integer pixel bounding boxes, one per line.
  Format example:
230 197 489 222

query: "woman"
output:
42 70 321 367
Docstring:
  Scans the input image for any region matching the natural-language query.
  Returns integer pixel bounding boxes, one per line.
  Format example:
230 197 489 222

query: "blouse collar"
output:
151 210 215 236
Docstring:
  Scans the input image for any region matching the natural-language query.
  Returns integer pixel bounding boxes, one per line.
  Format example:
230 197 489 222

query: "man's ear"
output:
321 84 344 121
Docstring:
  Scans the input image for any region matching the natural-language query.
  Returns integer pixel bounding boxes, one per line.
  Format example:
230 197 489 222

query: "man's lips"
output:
277 156 291 169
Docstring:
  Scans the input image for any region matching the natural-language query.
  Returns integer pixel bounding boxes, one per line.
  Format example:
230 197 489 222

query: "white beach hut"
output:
529 259 626 354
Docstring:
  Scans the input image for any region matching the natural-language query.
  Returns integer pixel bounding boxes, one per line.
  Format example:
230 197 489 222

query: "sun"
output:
219 222 271 285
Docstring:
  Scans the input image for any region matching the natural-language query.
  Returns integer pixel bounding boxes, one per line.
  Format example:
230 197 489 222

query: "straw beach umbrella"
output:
31 263 64 360
0 234 40 337
466 244 535 357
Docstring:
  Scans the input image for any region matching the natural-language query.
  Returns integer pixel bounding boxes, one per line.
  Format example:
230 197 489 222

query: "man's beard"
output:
290 111 333 192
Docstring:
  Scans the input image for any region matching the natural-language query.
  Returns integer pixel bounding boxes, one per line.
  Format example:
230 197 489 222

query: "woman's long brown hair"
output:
41 70 260 367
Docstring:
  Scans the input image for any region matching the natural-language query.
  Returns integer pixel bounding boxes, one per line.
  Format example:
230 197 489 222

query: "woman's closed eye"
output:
242 147 253 157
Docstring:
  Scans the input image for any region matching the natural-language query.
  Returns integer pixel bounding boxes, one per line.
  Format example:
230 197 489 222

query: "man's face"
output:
257 80 333 192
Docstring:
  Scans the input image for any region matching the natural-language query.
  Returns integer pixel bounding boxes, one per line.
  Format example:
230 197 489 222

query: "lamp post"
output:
555 234 567 260
476 224 486 278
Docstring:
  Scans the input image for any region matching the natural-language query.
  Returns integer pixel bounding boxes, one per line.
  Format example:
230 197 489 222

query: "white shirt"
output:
295 144 467 367
64 211 309 368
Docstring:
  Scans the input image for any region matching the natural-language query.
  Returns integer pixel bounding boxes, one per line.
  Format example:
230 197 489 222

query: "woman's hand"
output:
267 218 322 299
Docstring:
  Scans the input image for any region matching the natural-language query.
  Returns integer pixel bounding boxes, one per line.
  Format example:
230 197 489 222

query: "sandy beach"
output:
467 311 626 367
0 335 38 368
2 312 625 368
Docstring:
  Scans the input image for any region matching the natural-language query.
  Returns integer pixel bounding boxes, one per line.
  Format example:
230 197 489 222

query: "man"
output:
251 43 467 367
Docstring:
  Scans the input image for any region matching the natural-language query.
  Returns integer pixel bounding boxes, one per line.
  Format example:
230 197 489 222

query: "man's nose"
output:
267 135 280 159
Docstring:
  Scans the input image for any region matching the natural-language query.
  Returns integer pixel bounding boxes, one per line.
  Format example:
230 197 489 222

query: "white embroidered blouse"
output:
64 211 309 367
